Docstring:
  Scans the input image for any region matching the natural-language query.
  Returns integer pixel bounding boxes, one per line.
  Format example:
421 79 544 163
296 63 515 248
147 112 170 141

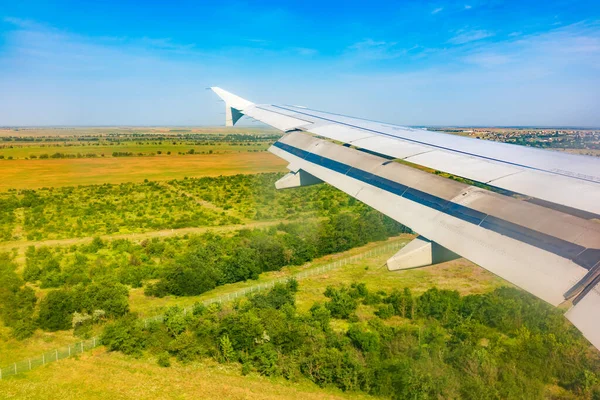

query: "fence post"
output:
93 337 96 347
81 342 84 353
29 359 31 370
55 349 58 361
68 345 71 357
43 353 45 365
14 363 17 375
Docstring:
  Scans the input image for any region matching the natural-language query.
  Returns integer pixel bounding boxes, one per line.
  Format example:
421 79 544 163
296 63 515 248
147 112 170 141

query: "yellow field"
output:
0 143 271 159
0 152 287 191
0 349 375 400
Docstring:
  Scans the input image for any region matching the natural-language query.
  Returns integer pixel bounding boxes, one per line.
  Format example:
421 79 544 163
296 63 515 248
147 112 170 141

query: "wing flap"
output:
566 284 600 350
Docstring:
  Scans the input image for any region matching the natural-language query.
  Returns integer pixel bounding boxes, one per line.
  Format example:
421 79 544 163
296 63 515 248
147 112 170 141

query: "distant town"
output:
428 127 600 156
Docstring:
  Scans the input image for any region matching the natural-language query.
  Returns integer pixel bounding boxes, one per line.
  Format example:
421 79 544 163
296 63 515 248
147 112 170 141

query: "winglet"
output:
210 87 254 127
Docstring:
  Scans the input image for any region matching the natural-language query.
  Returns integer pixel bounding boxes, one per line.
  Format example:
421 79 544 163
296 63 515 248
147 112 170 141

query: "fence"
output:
0 240 404 379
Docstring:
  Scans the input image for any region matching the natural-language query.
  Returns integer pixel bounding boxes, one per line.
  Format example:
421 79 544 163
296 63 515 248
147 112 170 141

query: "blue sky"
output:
1 0 599 126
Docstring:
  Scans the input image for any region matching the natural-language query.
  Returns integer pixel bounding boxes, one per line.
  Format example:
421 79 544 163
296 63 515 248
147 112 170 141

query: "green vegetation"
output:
146 212 404 298
0 202 404 341
0 350 376 400
0 130 279 160
101 280 600 399
1 173 383 241
0 254 37 340
16 181 238 240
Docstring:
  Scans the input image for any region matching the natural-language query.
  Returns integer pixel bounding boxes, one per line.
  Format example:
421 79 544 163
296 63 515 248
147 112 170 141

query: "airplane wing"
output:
210 87 600 351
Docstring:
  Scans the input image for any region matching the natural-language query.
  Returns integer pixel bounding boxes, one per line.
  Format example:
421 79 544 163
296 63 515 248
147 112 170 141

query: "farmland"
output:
0 127 286 190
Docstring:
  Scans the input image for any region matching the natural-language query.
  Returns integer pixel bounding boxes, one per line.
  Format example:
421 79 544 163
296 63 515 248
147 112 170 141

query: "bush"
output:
324 286 358 319
38 289 74 331
375 304 394 319
250 281 297 310
11 318 37 340
157 352 171 367
101 314 147 356
72 282 129 317
99 282 600 399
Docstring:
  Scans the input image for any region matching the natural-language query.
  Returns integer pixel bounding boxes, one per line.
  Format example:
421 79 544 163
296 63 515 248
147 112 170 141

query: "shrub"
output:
324 286 358 319
219 335 236 362
101 314 147 356
38 289 74 331
157 352 171 367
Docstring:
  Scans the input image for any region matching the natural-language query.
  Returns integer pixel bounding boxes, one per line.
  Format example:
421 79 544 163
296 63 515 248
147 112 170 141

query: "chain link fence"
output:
0 240 403 379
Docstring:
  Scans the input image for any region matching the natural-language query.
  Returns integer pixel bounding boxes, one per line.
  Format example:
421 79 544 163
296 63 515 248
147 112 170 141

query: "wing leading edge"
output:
210 87 600 351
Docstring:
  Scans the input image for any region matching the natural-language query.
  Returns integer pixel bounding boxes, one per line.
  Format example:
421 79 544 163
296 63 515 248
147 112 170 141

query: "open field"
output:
0 127 278 137
0 153 287 191
0 349 375 400
0 142 271 159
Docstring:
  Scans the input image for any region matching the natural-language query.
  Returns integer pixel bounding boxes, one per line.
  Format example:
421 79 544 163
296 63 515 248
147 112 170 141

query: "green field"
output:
0 142 271 159
0 350 376 400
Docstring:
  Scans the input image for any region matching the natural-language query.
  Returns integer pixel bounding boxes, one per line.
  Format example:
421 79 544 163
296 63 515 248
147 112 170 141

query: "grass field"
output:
0 142 271 159
0 349 376 400
0 152 287 190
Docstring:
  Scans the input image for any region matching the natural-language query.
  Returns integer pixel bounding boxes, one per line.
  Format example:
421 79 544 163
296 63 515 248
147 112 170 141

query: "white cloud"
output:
346 39 405 60
448 30 494 44
432 7 444 14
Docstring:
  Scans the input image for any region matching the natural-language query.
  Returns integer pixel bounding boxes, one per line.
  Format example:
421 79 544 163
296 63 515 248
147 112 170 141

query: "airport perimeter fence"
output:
0 240 404 379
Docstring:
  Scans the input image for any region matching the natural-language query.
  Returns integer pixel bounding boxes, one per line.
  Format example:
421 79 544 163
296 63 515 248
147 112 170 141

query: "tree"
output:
72 282 129 317
38 289 74 331
324 286 358 319
101 314 147 356
0 254 38 338
221 247 260 284
249 235 286 272
219 334 236 362
164 306 187 336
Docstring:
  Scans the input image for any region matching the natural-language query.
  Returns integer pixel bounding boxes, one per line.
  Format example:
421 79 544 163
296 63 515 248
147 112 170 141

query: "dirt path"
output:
0 218 317 252
160 181 247 221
